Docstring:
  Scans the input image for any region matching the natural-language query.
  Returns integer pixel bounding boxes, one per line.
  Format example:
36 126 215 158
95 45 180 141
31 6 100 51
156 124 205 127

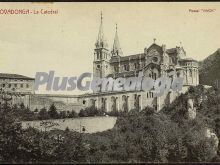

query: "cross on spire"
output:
153 38 156 43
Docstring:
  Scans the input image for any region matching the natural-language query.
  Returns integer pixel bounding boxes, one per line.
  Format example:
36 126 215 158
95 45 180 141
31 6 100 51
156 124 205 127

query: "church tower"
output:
111 24 123 56
93 12 111 78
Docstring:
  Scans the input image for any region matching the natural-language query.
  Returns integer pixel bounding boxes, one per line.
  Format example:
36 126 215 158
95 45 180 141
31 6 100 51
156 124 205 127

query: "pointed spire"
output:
112 23 123 56
95 11 108 49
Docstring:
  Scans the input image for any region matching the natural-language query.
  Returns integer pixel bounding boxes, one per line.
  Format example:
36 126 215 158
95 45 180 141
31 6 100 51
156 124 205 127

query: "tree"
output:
48 104 59 119
59 111 67 119
34 108 38 113
78 109 86 117
0 101 23 162
38 107 49 120
69 111 78 118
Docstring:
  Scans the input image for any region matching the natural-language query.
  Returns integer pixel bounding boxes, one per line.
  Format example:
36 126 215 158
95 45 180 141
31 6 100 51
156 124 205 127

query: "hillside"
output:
199 49 220 87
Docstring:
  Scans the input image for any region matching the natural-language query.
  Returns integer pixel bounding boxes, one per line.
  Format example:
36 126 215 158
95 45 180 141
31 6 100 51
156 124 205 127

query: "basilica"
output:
86 13 199 112
0 13 199 113
93 13 198 86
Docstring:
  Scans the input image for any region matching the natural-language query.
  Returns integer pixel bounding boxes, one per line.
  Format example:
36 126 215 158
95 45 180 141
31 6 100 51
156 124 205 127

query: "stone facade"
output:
0 73 35 107
93 15 199 87
0 73 34 94
87 13 199 112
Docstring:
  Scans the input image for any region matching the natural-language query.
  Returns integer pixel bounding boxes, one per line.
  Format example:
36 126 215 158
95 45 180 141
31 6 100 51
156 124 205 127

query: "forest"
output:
0 85 220 163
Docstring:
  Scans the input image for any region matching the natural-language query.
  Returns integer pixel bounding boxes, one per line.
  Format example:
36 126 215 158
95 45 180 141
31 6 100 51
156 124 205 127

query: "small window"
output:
83 100 86 105
134 63 140 69
26 84 29 88
8 84 11 88
154 73 157 80
20 84 23 88
177 72 180 77
134 94 137 99
150 92 153 98
153 57 158 62
14 84 17 88
2 84 5 88
97 65 100 69
124 65 129 71
97 52 100 59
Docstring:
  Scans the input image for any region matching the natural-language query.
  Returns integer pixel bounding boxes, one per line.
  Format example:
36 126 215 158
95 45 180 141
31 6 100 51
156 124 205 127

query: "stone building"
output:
93 14 199 86
0 73 35 107
84 13 199 112
1 13 199 113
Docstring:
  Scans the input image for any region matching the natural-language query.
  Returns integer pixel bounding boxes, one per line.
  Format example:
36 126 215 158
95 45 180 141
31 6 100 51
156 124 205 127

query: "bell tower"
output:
93 12 111 78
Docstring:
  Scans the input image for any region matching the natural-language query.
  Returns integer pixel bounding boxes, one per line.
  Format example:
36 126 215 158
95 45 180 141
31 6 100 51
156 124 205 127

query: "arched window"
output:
97 52 99 59
153 57 158 62
154 73 157 80
190 70 192 76
134 63 137 69
177 72 180 77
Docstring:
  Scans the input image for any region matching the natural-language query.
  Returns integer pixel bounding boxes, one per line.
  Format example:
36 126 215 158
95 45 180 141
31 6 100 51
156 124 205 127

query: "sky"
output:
0 2 220 94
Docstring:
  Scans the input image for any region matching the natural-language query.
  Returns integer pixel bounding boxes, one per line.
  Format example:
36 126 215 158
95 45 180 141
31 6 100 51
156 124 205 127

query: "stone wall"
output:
8 86 189 113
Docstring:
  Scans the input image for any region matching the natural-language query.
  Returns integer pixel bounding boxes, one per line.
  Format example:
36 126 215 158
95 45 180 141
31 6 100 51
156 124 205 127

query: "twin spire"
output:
112 24 123 56
95 12 108 49
95 12 123 56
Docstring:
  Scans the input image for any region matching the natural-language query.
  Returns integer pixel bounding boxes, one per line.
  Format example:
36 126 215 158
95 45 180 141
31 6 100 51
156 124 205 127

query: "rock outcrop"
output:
187 98 196 120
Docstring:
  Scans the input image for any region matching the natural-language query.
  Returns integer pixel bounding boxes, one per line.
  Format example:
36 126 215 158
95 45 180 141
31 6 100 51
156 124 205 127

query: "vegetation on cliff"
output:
1 85 220 163
199 48 220 88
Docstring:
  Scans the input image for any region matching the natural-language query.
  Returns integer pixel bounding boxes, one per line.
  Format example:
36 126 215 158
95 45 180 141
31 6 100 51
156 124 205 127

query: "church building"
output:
0 13 199 113
82 13 199 112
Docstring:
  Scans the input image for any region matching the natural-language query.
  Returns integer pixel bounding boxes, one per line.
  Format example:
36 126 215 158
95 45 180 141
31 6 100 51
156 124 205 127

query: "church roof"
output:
179 58 198 62
107 70 136 78
146 43 163 54
166 46 186 57
0 73 35 80
110 53 145 63
166 48 177 54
